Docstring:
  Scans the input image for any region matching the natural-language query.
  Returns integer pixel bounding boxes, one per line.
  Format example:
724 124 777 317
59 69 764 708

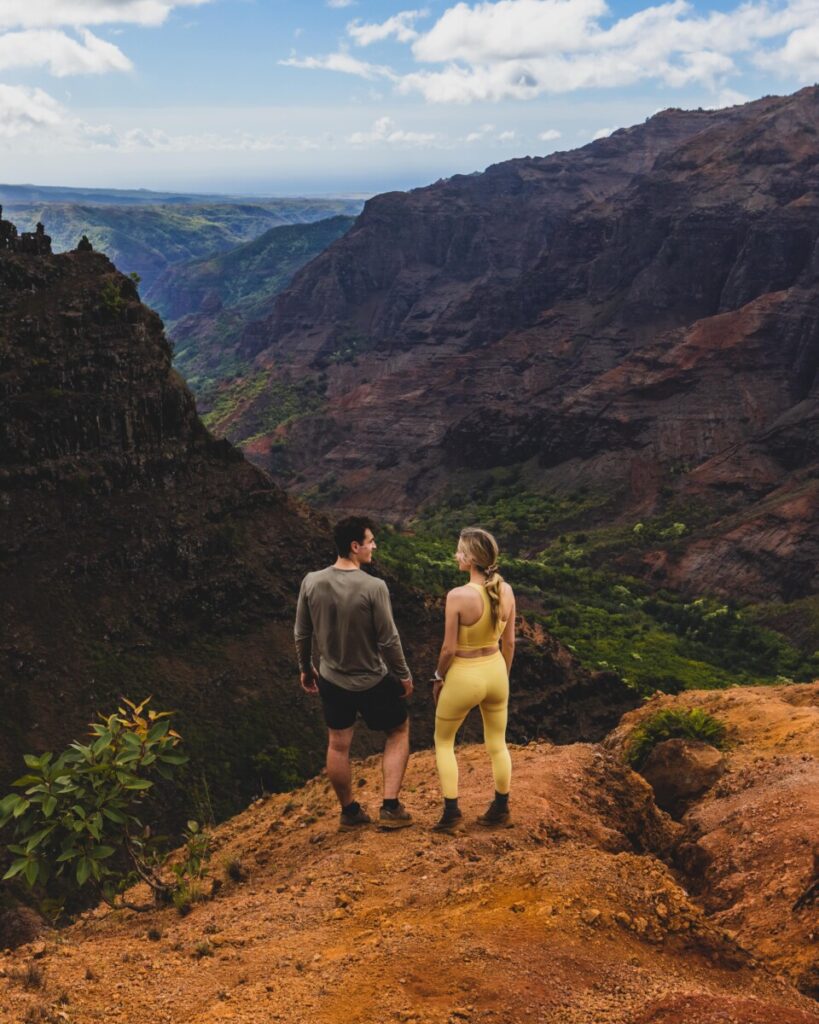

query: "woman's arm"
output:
433 591 461 704
500 588 516 676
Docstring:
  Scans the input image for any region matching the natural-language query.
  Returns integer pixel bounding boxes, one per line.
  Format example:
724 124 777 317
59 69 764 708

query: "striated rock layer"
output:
216 87 819 606
0 219 636 813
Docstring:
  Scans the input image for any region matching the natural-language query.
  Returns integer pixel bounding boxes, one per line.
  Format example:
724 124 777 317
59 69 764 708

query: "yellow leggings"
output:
434 651 511 800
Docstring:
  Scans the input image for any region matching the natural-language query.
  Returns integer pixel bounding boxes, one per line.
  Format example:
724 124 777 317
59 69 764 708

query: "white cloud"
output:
348 115 438 146
0 2 204 154
465 121 495 141
0 101 326 153
0 28 132 75
289 0 819 103
348 10 428 46
592 125 617 139
107 128 322 153
0 1 211 30
411 0 608 63
708 87 751 107
327 0 356 7
756 21 819 75
497 128 515 140
0 83 61 136
281 51 396 81
538 128 561 140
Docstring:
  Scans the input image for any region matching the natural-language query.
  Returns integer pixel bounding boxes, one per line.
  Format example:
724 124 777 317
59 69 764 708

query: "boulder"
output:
639 738 725 817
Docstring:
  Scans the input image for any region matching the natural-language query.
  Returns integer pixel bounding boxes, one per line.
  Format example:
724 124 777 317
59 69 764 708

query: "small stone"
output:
655 903 668 920
510 902 526 913
330 909 347 921
615 911 632 928
580 908 601 926
632 916 649 934
335 892 352 908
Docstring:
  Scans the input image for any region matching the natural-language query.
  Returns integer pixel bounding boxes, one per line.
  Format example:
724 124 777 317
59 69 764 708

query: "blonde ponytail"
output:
459 527 504 628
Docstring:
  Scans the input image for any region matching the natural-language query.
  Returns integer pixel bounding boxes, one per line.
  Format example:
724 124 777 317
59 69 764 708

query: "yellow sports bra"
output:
457 582 507 649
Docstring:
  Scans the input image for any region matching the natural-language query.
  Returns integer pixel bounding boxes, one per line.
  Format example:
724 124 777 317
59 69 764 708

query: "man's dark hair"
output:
333 516 375 558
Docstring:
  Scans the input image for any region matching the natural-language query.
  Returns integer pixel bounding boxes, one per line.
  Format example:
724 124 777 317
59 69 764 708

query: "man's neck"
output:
333 556 361 571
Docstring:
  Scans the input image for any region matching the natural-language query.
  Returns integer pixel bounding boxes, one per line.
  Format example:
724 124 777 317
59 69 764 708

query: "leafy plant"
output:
100 279 124 314
626 708 728 770
169 819 212 913
0 698 188 910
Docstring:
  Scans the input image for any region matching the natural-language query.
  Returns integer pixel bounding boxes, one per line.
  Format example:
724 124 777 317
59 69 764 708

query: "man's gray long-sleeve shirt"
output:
294 566 411 691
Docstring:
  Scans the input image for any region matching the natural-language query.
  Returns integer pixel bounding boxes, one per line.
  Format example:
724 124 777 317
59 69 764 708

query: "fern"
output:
626 707 727 769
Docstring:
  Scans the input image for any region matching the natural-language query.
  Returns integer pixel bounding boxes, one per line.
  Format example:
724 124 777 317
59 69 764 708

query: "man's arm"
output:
372 582 412 694
294 578 318 693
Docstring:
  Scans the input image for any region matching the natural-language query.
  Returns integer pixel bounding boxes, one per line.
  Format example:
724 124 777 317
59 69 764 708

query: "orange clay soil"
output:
605 681 819 998
1 685 818 1024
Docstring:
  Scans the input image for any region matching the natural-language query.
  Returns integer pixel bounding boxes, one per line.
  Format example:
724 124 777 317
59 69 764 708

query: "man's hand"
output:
399 677 414 698
300 667 319 694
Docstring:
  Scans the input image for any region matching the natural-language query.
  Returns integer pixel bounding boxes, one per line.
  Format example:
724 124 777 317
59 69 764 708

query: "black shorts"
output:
317 673 408 732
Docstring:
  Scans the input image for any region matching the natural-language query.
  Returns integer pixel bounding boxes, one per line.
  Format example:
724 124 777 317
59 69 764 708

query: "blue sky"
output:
0 0 817 195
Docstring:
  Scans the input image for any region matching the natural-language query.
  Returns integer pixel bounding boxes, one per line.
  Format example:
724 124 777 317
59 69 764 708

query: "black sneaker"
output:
378 802 413 830
477 800 512 828
339 805 372 832
432 810 465 835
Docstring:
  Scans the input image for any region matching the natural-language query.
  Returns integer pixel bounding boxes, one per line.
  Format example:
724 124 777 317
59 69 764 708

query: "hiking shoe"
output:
339 805 372 832
477 801 512 828
432 811 465 835
378 802 414 830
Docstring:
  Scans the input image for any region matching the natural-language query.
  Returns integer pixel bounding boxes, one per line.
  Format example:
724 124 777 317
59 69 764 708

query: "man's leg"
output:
326 726 355 807
382 718 410 800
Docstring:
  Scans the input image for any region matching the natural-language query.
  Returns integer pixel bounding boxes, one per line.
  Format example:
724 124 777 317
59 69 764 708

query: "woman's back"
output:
455 582 512 650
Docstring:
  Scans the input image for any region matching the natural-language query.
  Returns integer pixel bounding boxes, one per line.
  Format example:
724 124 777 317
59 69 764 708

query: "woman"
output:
431 527 516 833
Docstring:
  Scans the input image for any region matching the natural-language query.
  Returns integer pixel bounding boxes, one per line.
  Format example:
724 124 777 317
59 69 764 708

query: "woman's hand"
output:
432 678 444 707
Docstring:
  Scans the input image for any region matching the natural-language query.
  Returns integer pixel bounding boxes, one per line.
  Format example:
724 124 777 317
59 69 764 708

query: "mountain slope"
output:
207 88 819 614
144 216 356 402
4 198 363 291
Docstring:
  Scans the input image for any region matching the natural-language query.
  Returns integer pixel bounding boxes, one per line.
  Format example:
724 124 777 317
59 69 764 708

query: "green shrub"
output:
626 708 728 769
0 698 188 909
100 279 124 314
170 819 212 913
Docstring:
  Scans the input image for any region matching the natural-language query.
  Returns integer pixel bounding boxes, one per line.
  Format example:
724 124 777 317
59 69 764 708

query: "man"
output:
295 516 414 831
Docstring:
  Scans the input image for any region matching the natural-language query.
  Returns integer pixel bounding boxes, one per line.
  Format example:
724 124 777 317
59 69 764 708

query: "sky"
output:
0 0 817 195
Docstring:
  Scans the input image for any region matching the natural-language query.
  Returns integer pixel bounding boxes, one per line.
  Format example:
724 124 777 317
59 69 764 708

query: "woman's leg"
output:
479 658 511 795
434 712 467 799
434 661 480 800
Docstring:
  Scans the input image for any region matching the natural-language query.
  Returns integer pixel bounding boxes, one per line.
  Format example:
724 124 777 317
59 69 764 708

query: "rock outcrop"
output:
606 682 819 998
211 87 819 608
1 685 816 1023
0 211 333 815
639 738 726 818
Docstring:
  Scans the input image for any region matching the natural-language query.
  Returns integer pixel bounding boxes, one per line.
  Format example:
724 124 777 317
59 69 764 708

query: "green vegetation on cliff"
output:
153 216 355 407
376 484 819 695
6 199 362 292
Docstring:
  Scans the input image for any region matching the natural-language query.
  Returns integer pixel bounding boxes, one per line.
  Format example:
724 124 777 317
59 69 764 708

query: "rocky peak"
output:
0 206 51 256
